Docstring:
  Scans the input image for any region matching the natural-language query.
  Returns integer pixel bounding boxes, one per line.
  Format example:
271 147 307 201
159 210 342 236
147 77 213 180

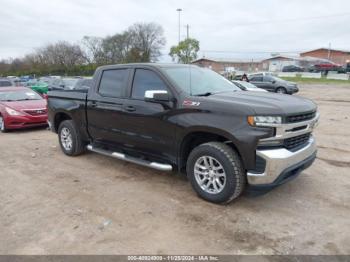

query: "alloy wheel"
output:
60 127 73 151
194 156 226 194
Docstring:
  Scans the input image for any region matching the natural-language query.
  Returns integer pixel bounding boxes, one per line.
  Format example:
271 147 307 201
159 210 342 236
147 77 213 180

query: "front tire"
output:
58 120 85 156
0 116 7 133
186 142 245 204
276 87 287 94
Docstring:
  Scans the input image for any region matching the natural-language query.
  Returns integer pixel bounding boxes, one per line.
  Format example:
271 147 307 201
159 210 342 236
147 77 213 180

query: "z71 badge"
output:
183 100 201 107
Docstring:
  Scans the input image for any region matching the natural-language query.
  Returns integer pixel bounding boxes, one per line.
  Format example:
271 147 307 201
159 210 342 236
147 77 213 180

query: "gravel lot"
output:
1 84 349 255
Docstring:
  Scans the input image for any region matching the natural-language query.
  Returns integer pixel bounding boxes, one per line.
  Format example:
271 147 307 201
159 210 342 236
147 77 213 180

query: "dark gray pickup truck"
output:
48 63 319 204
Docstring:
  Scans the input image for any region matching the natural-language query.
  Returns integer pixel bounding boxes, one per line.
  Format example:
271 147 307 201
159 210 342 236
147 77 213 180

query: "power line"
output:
200 50 302 54
231 12 350 27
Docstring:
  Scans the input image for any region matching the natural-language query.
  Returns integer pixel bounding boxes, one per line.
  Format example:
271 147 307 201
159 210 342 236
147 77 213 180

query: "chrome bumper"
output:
247 136 317 185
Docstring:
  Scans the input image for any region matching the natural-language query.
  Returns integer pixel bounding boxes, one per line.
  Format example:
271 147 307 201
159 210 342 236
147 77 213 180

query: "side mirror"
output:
145 90 171 102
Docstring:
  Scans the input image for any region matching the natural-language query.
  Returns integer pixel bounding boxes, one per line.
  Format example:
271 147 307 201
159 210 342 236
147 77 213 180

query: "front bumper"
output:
4 114 48 130
288 86 299 94
247 136 317 186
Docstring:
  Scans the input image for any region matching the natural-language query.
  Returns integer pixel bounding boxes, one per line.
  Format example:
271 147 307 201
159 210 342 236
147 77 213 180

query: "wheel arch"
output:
276 86 287 92
53 112 72 133
178 128 245 172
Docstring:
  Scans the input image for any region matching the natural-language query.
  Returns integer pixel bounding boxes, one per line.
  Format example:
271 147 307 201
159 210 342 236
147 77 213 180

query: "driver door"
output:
120 68 177 163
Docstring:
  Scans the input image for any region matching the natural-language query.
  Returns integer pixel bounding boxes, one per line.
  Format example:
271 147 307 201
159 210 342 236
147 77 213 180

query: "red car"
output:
0 87 48 132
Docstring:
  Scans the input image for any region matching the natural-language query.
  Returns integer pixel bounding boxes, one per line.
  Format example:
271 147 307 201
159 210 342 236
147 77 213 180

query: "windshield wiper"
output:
195 92 213 97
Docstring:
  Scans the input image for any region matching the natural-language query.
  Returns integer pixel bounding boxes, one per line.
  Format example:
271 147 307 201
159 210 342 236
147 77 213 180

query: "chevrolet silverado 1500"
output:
48 64 319 203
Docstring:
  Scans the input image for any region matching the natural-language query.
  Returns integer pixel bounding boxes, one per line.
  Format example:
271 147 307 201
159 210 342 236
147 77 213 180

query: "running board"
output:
86 145 172 171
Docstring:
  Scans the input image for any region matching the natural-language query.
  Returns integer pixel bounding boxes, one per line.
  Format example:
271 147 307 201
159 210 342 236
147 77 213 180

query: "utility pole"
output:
176 8 182 44
186 24 190 39
328 42 331 60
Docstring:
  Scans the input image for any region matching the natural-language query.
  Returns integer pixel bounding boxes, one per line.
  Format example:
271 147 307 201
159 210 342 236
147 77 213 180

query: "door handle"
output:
124 105 136 112
90 101 97 108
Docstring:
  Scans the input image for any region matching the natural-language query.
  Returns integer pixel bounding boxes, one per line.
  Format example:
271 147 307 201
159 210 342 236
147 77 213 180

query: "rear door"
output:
262 75 276 91
86 68 132 147
249 75 264 88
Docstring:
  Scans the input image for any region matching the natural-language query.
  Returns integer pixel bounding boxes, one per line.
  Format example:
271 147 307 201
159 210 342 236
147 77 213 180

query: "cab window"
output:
131 69 168 100
99 69 129 98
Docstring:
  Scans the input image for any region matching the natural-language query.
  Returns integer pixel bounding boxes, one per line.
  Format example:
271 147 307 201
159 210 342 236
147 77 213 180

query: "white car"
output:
232 80 267 92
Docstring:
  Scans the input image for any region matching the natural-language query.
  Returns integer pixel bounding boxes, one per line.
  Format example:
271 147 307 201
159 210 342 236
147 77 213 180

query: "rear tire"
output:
0 116 7 133
276 87 287 94
186 142 245 204
58 120 85 156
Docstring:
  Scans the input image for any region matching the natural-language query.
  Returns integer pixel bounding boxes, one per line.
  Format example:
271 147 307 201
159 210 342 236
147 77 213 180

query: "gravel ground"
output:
0 84 349 255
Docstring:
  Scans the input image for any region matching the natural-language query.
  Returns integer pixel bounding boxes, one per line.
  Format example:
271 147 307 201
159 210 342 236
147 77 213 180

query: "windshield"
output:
164 66 240 95
0 90 43 101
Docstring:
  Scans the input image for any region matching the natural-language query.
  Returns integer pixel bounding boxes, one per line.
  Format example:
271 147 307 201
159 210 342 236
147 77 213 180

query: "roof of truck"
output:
97 63 197 71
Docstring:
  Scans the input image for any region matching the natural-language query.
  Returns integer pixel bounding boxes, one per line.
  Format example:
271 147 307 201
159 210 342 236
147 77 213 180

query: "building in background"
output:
261 55 333 72
192 47 350 73
300 48 350 66
192 57 263 73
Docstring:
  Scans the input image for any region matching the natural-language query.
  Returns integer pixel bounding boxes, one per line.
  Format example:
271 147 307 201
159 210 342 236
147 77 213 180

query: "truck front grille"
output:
286 111 316 123
284 133 311 150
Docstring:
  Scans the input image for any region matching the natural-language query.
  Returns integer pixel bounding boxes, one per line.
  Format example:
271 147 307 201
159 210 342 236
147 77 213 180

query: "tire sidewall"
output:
58 121 76 156
0 116 6 133
276 87 287 94
187 144 241 203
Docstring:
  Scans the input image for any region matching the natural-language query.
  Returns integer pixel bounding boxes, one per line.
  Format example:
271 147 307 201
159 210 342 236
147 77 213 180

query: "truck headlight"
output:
247 116 282 126
5 107 24 116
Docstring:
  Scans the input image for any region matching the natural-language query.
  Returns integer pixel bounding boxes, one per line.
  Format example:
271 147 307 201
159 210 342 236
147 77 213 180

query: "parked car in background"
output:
346 62 350 73
0 87 48 132
20 75 34 82
308 63 345 73
48 77 92 91
249 74 299 94
0 78 15 87
73 78 93 91
25 80 49 94
232 80 267 92
48 78 81 91
282 65 304 72
39 77 55 84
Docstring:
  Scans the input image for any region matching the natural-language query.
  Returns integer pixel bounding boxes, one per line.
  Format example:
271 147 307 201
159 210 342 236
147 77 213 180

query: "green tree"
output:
169 38 200 64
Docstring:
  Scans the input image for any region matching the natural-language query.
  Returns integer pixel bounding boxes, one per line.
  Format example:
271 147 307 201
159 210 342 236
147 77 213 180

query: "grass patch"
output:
281 76 350 84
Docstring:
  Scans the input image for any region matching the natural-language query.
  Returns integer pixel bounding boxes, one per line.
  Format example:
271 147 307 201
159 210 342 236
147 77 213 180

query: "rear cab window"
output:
98 69 129 98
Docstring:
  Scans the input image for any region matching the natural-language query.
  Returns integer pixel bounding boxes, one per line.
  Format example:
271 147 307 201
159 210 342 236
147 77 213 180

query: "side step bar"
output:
86 145 173 171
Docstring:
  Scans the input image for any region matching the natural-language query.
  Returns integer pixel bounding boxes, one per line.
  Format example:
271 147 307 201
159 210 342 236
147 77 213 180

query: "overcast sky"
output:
0 0 349 61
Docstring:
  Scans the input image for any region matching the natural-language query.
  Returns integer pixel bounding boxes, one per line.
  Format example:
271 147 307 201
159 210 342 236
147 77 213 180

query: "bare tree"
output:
81 36 104 64
33 41 87 68
128 22 166 62
0 22 167 76
101 32 133 64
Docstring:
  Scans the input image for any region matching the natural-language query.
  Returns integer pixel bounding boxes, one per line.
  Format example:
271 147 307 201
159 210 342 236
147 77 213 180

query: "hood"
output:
203 91 316 115
1 99 47 112
246 87 267 92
